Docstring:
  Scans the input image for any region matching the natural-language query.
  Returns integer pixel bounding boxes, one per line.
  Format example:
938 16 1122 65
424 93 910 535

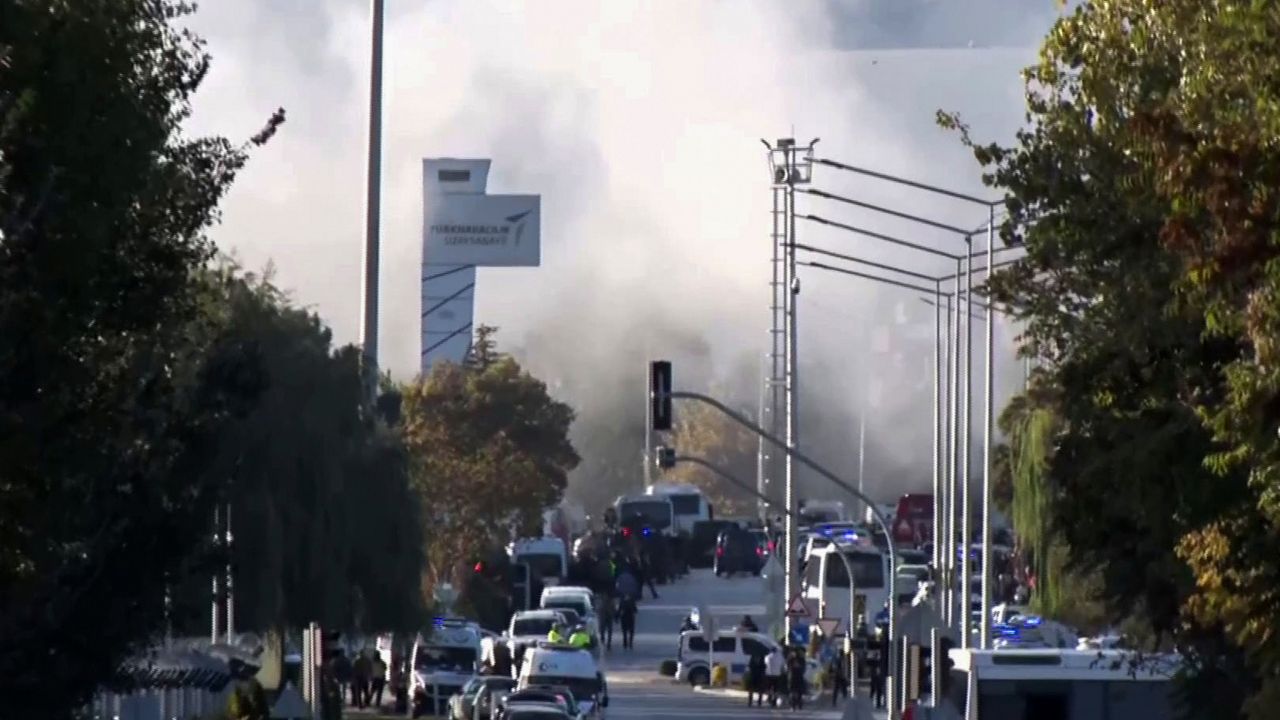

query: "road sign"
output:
816 617 842 637
786 594 809 617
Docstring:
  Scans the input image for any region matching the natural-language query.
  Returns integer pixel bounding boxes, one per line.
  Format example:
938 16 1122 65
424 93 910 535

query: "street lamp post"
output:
361 0 385 400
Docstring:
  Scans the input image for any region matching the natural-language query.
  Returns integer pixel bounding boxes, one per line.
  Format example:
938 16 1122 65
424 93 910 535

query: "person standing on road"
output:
618 594 638 650
746 648 767 707
598 593 616 650
764 645 784 708
829 651 848 707
352 649 372 709
615 562 639 602
787 647 807 711
370 652 388 709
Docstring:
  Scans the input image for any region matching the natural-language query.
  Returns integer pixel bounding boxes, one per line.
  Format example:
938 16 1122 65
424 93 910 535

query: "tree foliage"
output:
193 267 424 635
402 330 579 598
0 1 281 716
949 0 1280 714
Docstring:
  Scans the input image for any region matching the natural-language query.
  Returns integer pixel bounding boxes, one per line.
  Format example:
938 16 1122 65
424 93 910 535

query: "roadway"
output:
602 568 868 720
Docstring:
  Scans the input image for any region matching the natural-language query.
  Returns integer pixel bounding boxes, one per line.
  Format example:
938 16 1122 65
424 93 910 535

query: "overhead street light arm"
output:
812 158 1001 207
801 214 960 260
790 243 940 283
801 260 950 297
799 187 976 237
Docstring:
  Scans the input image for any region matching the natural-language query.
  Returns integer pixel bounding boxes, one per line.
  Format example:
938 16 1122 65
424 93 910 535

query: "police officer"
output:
547 622 566 644
568 625 591 649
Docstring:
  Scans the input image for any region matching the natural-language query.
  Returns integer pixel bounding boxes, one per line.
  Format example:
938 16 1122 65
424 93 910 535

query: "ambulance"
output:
517 642 609 718
409 618 483 718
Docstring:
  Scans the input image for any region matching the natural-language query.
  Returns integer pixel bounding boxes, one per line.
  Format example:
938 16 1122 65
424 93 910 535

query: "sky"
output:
183 0 1065 504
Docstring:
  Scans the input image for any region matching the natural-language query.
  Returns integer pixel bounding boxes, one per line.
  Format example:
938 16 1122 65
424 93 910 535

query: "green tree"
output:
0 1 281 715
945 0 1280 713
403 328 579 601
194 267 424 636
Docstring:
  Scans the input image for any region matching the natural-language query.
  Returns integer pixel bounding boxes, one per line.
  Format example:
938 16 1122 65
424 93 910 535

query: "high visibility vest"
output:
548 629 564 643
568 631 590 648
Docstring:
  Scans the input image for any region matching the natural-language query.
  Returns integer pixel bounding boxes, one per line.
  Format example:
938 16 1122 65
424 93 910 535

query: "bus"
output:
614 494 675 537
938 648 1180 720
645 483 712 535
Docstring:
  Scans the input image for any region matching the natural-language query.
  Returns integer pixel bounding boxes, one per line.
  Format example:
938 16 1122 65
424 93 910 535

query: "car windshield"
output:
824 551 886 589
617 500 672 529
543 598 589 617
513 617 557 636
668 494 702 515
414 645 477 672
526 675 601 701
516 553 563 579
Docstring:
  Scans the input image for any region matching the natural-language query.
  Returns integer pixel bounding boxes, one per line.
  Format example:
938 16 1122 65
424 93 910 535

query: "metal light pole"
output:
756 352 769 521
947 265 961 630
960 240 974 649
360 0 385 400
931 282 943 592
980 210 996 648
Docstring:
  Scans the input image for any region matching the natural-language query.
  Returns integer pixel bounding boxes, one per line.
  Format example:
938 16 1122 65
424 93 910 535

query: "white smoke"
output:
184 1 1057 503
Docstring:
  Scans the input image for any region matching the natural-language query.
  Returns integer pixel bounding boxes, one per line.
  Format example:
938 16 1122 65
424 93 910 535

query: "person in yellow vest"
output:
547 623 566 644
568 626 591 649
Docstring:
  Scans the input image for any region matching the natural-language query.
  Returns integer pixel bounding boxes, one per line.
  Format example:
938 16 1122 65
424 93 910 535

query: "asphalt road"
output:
599 568 859 720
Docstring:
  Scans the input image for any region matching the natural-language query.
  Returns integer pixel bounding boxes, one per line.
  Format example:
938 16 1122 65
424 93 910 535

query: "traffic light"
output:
650 360 672 431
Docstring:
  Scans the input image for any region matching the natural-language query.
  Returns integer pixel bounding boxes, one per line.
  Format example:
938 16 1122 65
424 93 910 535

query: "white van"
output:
645 483 711 535
941 649 1181 719
409 619 483 718
509 537 568 585
674 630 819 691
539 587 598 638
802 542 892 633
517 643 609 718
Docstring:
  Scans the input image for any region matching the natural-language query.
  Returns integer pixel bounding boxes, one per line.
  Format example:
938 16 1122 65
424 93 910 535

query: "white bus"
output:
645 483 711 535
613 494 675 537
802 542 892 631
939 648 1180 720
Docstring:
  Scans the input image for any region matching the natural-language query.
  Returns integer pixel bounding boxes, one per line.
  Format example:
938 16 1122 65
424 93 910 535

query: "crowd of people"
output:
328 647 389 710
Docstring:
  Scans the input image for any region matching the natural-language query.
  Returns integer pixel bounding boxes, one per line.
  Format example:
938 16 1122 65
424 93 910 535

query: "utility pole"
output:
360 0 385 401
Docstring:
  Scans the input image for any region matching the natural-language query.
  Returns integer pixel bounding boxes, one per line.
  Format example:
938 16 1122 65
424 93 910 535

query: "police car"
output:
517 642 609 718
410 618 483 718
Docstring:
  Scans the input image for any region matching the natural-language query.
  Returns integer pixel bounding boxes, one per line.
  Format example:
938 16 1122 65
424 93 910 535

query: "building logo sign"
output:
424 194 541 267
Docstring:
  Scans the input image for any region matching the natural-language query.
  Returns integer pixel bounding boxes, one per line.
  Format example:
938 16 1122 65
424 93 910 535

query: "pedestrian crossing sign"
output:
786 594 809 617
